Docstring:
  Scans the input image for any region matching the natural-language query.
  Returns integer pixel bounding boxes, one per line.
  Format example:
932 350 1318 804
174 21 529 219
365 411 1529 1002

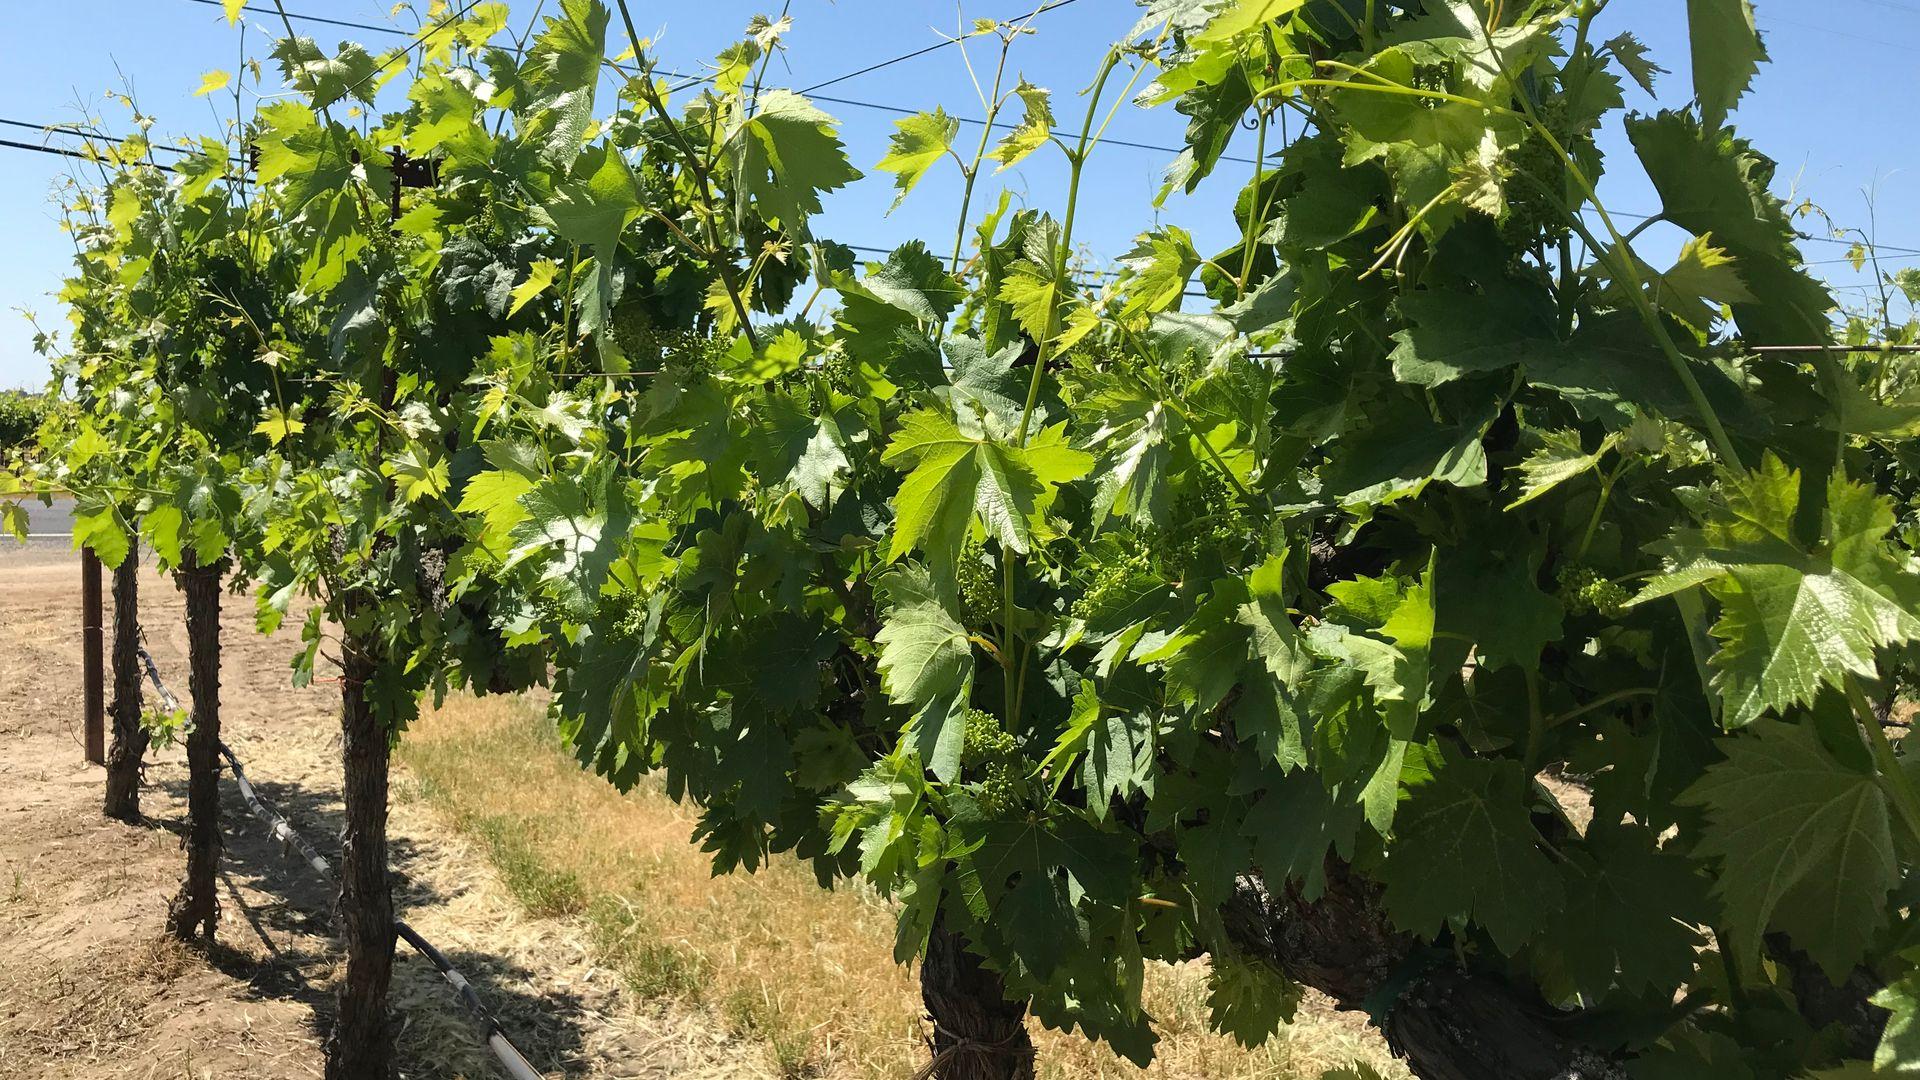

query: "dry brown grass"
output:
397 695 1406 1080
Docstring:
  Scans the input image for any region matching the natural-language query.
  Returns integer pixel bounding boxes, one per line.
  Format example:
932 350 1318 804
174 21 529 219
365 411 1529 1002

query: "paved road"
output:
3 496 75 553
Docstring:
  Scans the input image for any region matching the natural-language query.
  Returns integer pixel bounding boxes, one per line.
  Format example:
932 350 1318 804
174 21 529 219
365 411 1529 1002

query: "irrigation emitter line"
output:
135 642 545 1080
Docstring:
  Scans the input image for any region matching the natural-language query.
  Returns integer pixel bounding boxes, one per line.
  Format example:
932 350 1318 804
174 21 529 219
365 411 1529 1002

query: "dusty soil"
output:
0 548 762 1080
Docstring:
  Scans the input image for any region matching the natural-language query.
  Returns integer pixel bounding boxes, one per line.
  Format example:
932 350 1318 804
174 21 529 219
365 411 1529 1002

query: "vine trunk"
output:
920 912 1035 1080
164 552 222 941
323 620 396 1080
103 542 146 822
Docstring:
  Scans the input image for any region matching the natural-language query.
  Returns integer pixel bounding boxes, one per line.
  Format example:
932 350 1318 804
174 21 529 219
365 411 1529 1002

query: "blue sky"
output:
0 1 1914 389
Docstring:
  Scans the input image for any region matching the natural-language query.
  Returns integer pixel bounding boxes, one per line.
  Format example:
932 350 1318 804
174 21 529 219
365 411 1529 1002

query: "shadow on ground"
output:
143 768 607 1078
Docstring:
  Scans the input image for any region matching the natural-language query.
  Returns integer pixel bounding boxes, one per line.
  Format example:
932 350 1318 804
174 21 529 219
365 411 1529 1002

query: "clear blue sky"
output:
0 1 1914 390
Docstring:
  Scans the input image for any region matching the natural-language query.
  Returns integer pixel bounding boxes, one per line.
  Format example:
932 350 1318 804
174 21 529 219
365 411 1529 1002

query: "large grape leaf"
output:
1141 582 1251 711
948 800 1134 982
882 410 1091 574
1537 821 1706 1001
516 0 607 159
1679 718 1896 980
1631 457 1920 726
874 564 973 781
1685 0 1765 128
1628 111 1831 344
270 37 381 112
1390 287 1558 388
1378 748 1564 953
727 90 863 229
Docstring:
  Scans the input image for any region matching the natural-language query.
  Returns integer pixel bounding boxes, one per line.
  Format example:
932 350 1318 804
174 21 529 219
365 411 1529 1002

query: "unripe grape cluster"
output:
1557 565 1630 618
1070 542 1154 623
963 708 1023 815
1158 477 1256 578
957 545 999 627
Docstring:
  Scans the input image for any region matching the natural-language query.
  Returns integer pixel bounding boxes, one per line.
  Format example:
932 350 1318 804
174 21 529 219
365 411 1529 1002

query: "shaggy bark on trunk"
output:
103 542 147 822
324 625 397 1080
1216 854 1889 1080
919 912 1036 1080
1223 859 1631 1080
164 552 223 941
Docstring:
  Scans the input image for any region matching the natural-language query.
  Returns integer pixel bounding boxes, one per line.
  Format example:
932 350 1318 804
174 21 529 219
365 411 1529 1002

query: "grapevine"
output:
7 3 1920 1079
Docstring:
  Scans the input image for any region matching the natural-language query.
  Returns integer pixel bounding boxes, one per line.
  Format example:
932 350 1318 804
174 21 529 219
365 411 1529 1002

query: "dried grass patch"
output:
398 694 1406 1080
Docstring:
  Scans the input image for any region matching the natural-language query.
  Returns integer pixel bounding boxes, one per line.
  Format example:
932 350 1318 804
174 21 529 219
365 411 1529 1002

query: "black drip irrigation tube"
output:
136 642 545 1080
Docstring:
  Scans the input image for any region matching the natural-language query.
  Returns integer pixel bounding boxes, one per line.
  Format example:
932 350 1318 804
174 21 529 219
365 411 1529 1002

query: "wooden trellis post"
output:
81 546 105 765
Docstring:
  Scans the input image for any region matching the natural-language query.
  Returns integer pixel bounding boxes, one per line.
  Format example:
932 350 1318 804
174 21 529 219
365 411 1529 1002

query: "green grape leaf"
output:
1243 765 1365 900
1680 718 1896 980
1078 376 1172 528
1605 32 1665 96
1319 401 1493 509
1685 0 1765 128
1628 110 1831 345
72 500 130 569
1436 546 1562 671
517 0 607 159
509 258 559 317
1390 288 1557 388
1539 821 1706 1001
1239 553 1313 686
253 407 305 447
997 259 1067 344
541 144 640 257
1631 457 1920 726
948 801 1133 981
1041 680 1148 820
875 564 974 781
1206 953 1300 1048
508 473 631 620
876 107 959 212
1872 956 1920 1074
1194 0 1307 45
1378 748 1563 953
385 444 450 503
1142 582 1251 711
1118 226 1200 319
883 410 1091 573
458 466 536 539
270 37 381 111
1507 429 1617 509
727 90 863 229
992 79 1053 171
1651 235 1755 330
0 501 26 542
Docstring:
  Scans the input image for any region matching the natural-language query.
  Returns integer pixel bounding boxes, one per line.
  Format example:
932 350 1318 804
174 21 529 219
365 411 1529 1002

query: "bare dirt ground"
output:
0 548 764 1080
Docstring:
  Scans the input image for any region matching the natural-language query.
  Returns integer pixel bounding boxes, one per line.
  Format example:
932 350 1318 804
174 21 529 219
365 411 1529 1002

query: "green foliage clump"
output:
0 392 51 454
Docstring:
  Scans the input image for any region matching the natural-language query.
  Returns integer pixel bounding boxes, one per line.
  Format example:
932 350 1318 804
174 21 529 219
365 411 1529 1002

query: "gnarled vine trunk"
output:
1224 859 1630 1080
324 622 396 1080
165 551 223 941
920 912 1035 1080
103 542 147 822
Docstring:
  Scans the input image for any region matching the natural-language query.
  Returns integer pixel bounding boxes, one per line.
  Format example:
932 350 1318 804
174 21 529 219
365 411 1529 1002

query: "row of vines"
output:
7 0 1920 1077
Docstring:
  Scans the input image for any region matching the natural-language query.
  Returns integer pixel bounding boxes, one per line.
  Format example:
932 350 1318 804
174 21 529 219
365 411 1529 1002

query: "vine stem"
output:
610 0 759 352
1851 676 1920 844
1013 47 1122 448
949 30 1018 276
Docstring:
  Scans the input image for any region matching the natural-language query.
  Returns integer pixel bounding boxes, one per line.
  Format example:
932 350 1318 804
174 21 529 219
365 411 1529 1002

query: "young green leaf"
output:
876 108 959 213
992 80 1053 171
